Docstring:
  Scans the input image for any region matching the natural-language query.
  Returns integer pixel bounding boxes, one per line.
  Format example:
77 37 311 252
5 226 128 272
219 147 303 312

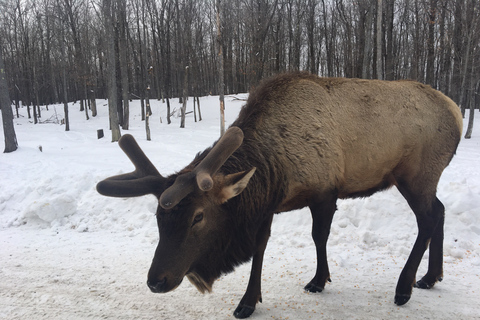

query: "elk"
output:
97 72 463 318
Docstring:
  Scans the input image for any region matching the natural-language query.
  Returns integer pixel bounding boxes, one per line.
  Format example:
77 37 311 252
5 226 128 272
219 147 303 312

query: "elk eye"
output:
192 212 204 227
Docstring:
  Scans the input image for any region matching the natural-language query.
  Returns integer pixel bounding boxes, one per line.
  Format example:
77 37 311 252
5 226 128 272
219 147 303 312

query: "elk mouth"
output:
186 272 213 293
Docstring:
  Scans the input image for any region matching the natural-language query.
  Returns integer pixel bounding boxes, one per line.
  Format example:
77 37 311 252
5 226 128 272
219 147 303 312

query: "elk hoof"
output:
233 304 255 319
394 293 411 306
414 276 442 289
414 279 432 289
304 282 324 293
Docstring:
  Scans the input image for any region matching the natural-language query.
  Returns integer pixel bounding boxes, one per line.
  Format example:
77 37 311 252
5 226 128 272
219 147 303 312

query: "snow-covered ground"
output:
1 95 479 319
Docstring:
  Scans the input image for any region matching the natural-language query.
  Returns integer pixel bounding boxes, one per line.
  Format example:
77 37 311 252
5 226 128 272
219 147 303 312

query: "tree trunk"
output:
163 3 172 125
60 24 70 131
145 69 152 140
438 2 450 94
32 66 38 124
119 0 129 130
103 0 121 142
145 86 151 140
322 0 334 77
115 31 123 127
90 76 97 117
411 0 421 81
1 48 18 153
193 95 197 122
135 1 146 121
425 0 437 87
452 0 463 103
145 74 151 141
84 81 89 120
459 23 474 116
307 0 317 74
196 96 202 121
376 0 383 80
91 98 97 117
14 86 20 118
180 66 188 128
217 0 225 135
464 77 479 139
146 110 151 141
362 1 373 79
385 0 395 80
63 67 70 131
166 97 171 124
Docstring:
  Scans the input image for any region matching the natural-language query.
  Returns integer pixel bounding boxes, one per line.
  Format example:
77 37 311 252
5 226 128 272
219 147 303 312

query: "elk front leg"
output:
234 214 273 319
305 196 337 293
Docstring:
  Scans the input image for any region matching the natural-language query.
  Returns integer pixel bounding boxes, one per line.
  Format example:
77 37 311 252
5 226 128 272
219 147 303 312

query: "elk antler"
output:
159 126 244 209
96 134 166 198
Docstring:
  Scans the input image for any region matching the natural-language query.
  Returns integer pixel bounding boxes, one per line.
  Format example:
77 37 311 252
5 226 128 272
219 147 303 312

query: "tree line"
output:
1 0 479 141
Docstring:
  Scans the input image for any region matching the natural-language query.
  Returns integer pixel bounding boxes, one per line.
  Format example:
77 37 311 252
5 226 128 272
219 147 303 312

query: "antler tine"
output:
118 134 161 177
159 127 244 209
96 134 165 198
158 171 196 209
194 126 244 191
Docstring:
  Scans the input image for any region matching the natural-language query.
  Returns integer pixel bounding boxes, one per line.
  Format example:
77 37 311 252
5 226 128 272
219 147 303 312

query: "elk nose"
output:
147 277 167 293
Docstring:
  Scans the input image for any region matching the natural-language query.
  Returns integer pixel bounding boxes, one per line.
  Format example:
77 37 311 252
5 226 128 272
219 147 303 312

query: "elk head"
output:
96 127 256 293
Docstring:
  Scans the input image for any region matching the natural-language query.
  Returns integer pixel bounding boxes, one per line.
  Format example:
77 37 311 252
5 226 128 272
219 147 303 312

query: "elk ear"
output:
219 167 256 203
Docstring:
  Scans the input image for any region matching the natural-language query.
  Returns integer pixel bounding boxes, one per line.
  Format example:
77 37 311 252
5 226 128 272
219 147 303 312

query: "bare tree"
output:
180 66 188 128
59 3 70 131
321 0 334 77
384 0 395 80
306 0 318 74
464 79 478 139
245 0 278 86
357 0 374 79
376 0 383 79
118 0 129 130
425 0 437 86
103 0 121 142
1 46 18 153
216 0 225 135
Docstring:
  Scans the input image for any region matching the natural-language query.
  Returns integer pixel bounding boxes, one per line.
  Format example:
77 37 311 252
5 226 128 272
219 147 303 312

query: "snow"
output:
1 96 479 319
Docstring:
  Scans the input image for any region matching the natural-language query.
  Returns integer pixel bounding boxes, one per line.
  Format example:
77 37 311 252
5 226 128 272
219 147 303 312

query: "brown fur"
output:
230 74 462 211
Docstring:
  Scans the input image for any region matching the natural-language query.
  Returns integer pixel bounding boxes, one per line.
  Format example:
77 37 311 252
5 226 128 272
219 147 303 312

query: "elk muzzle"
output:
147 270 183 293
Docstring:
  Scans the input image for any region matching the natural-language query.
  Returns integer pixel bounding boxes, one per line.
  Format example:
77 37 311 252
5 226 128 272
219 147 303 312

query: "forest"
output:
1 0 479 134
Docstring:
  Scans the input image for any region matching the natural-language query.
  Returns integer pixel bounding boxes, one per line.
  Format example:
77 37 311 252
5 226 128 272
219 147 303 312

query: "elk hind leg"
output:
414 197 444 289
395 182 444 305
